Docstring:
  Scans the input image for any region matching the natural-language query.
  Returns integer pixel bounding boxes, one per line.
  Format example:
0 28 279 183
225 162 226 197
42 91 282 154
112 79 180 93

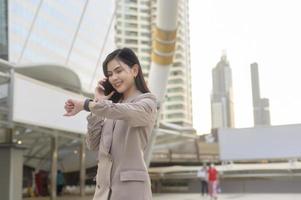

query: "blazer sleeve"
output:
85 113 105 151
90 97 157 127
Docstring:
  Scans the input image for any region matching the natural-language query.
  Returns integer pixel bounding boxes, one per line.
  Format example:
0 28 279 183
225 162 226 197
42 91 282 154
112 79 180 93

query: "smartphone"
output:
102 79 122 103
102 79 115 96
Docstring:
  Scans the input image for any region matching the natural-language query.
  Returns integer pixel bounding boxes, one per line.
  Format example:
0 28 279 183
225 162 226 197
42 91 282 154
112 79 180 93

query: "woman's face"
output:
106 59 137 94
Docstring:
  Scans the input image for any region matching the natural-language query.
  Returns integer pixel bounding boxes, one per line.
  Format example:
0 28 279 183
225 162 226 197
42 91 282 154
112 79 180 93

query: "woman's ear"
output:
132 64 139 77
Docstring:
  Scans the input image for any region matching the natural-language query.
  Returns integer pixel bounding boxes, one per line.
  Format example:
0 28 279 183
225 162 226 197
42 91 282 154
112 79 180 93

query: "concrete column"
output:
194 138 201 162
4 128 13 143
168 149 172 162
50 135 58 200
80 138 86 196
145 0 179 166
0 144 25 200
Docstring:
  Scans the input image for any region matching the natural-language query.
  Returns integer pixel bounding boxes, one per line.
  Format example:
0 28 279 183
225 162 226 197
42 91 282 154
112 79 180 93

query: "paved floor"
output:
24 193 301 200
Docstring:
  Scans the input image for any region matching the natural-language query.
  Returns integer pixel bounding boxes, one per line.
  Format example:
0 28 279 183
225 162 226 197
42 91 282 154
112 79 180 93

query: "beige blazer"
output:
86 92 157 200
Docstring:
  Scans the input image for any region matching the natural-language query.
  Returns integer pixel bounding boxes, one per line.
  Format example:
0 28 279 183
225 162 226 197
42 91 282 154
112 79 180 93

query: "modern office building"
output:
2 0 193 126
115 0 193 126
211 53 235 129
1 2 195 198
2 0 115 90
250 62 271 126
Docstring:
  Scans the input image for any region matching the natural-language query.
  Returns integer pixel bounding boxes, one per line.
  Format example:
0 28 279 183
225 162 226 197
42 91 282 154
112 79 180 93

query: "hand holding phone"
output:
102 78 115 96
96 78 122 103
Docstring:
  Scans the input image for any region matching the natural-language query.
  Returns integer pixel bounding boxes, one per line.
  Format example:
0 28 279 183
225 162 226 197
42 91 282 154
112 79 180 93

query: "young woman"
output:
64 48 157 200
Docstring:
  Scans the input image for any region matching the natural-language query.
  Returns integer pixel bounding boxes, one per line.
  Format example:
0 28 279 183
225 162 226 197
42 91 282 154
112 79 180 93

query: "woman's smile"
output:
113 81 123 89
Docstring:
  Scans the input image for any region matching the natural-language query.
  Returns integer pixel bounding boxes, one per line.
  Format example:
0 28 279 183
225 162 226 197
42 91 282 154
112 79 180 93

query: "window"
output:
167 87 184 93
125 39 138 44
125 15 137 20
125 31 138 36
167 113 184 118
167 104 184 110
168 79 184 84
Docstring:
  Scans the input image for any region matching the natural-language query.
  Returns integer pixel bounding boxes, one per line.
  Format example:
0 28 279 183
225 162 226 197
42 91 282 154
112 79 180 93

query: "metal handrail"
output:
0 59 13 71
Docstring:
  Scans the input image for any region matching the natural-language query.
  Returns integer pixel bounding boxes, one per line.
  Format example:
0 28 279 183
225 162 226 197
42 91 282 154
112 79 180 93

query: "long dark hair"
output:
102 47 150 102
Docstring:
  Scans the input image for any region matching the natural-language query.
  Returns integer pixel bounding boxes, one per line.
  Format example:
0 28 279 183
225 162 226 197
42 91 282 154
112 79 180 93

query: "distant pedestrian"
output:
207 163 218 200
56 170 64 196
197 164 208 197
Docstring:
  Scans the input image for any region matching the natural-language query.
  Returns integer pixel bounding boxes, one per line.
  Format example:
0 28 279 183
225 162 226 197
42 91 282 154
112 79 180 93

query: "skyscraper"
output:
115 0 193 126
250 62 271 126
211 53 235 129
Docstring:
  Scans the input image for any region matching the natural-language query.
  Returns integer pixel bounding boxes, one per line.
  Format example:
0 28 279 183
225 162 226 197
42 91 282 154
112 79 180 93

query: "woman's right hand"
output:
94 77 106 100
94 77 115 101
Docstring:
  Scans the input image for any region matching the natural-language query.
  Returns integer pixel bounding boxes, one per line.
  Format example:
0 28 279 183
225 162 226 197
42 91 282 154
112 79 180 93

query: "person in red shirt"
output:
207 163 218 200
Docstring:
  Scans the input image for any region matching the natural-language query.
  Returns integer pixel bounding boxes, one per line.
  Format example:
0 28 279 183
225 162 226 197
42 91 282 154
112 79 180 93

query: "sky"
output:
189 0 301 133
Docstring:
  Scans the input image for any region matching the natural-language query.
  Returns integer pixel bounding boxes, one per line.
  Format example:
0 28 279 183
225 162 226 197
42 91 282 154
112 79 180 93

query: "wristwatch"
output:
83 99 93 112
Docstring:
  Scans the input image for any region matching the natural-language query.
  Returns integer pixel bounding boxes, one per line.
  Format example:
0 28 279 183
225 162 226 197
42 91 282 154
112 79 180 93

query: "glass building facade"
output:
0 0 8 60
5 0 115 90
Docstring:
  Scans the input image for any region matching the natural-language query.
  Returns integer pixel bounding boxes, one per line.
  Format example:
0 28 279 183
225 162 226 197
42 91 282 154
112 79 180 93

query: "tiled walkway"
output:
25 193 301 200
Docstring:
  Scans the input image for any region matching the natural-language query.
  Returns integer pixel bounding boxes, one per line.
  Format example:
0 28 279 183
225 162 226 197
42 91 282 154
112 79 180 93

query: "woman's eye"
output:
116 69 122 74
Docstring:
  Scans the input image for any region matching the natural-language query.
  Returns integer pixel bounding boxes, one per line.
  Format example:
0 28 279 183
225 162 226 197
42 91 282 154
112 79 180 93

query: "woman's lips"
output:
113 81 122 88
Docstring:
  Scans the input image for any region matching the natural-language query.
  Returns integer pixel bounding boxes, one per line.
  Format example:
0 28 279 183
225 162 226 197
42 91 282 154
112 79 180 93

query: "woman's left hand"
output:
63 99 84 117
